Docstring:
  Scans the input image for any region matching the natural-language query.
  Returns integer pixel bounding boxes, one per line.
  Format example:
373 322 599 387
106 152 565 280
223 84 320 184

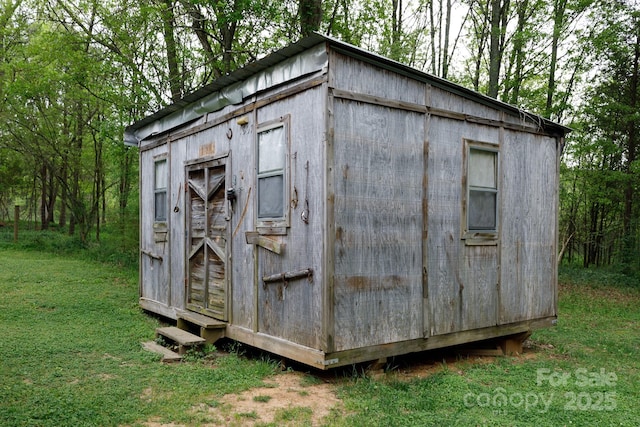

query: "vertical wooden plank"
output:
427 116 501 336
138 144 143 301
499 130 558 323
254 85 326 349
324 47 336 353
225 153 233 324
331 97 424 351
251 108 259 333
167 138 173 310
496 119 505 327
422 84 431 338
426 116 463 336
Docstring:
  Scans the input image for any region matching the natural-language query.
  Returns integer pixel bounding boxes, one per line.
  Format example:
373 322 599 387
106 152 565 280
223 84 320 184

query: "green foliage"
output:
0 223 138 269
559 1 640 273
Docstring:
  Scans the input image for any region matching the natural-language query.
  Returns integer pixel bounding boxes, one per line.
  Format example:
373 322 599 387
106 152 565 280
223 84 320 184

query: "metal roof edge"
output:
124 32 569 146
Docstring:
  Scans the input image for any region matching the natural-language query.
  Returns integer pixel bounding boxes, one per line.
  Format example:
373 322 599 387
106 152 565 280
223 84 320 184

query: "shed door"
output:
186 158 229 321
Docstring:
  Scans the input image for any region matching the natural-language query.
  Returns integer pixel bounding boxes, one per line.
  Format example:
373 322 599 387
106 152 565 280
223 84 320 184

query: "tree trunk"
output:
299 0 323 37
58 161 67 228
546 0 567 118
94 131 103 241
488 0 509 99
40 165 48 230
212 1 239 77
118 147 133 223
470 1 490 92
187 3 216 67
506 0 528 104
159 0 182 102
46 168 56 226
429 0 437 74
442 0 452 78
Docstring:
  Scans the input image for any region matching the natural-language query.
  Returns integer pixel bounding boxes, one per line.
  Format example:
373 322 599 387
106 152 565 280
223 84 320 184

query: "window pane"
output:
155 159 167 190
469 190 496 230
258 175 284 218
155 191 167 222
258 126 285 173
469 149 496 188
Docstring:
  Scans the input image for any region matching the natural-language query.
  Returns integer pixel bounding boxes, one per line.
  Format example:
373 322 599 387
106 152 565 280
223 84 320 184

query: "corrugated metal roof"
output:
125 33 569 144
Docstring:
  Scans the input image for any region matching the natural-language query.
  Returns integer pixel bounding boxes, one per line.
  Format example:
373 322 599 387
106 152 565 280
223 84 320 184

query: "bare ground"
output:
142 370 342 427
140 341 545 427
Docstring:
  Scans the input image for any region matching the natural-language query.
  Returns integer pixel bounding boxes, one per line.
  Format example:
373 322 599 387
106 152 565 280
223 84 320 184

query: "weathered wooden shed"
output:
125 34 568 369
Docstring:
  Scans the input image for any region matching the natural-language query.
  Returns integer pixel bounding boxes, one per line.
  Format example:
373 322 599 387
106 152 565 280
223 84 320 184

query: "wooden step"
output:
141 341 182 362
176 310 227 344
176 310 226 329
156 326 206 355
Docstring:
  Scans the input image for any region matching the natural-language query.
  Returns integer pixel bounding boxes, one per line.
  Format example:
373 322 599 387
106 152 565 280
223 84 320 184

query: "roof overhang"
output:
124 33 570 147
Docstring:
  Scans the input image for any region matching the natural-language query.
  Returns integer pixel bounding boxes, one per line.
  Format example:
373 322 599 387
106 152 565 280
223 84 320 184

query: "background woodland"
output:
0 0 638 274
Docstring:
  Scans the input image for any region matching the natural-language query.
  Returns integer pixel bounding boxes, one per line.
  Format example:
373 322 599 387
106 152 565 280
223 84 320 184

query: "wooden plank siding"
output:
139 145 170 309
331 99 425 351
329 52 426 351
500 130 558 323
426 116 501 336
255 86 326 350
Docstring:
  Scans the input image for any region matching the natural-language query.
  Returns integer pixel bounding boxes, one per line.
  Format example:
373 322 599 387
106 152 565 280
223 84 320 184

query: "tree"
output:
299 0 323 36
586 3 640 271
559 1 640 271
487 0 509 98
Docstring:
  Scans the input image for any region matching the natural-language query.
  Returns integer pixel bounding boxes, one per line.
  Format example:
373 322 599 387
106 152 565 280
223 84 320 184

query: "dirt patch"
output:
196 371 342 426
139 371 342 427
138 346 543 426
141 372 341 427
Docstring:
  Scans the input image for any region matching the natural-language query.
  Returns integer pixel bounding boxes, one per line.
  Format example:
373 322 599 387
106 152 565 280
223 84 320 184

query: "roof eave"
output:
125 33 570 145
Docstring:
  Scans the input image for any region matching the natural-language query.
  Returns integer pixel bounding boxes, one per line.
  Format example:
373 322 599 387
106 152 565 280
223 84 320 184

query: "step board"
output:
156 326 206 355
176 310 226 329
141 341 182 362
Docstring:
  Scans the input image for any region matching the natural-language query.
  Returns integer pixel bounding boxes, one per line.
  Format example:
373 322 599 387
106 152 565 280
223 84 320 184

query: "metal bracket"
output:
262 268 313 289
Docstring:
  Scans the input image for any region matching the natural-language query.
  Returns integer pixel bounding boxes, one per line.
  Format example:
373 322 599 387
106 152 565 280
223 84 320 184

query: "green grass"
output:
327 268 640 426
0 249 278 426
0 221 139 268
1 242 639 426
274 406 313 423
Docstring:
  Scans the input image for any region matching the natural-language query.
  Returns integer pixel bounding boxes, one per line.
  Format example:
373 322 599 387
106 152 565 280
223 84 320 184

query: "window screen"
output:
257 126 285 219
468 147 498 232
154 159 167 222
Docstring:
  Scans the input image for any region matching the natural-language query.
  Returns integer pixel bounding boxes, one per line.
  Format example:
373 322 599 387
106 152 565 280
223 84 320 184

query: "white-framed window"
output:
256 116 290 233
154 158 168 223
463 141 499 242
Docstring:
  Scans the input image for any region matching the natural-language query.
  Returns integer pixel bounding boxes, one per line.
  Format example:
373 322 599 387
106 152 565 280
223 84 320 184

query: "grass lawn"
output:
328 269 640 426
0 247 639 426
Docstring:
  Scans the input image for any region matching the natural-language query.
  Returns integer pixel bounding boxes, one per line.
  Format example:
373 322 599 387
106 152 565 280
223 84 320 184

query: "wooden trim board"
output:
226 317 556 370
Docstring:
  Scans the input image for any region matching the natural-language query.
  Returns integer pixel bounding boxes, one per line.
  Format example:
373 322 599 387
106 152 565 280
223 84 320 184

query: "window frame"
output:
153 156 168 224
256 115 290 234
462 140 500 244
